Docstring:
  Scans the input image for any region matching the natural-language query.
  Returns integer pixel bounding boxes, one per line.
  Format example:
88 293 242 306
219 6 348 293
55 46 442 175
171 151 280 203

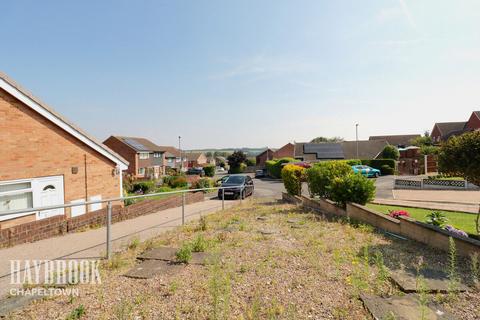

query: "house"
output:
369 134 420 147
157 146 187 171
431 111 480 143
0 72 128 228
103 136 166 179
294 140 388 161
256 143 295 167
184 152 208 168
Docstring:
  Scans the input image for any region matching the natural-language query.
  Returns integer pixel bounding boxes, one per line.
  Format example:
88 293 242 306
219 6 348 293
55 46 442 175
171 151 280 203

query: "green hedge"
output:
281 164 305 196
329 173 376 207
203 165 215 177
306 161 353 198
229 163 247 174
266 158 296 178
361 159 396 175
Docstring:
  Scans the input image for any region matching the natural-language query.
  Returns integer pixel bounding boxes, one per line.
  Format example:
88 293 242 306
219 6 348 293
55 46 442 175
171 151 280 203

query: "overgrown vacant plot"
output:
8 200 480 319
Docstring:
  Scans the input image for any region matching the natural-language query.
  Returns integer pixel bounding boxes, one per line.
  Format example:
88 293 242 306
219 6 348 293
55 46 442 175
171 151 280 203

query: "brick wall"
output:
273 143 294 159
282 193 480 257
0 192 204 248
0 89 121 219
103 136 138 176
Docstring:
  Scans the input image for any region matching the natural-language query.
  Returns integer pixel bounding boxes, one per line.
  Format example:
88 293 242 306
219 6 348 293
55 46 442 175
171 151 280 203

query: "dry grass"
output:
6 199 480 319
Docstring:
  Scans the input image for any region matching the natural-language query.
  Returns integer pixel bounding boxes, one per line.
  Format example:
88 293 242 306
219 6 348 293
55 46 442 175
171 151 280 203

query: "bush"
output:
169 176 188 188
344 159 362 166
381 145 400 160
305 161 352 198
361 159 395 170
195 178 214 191
281 164 305 196
175 244 192 263
329 173 375 207
229 163 247 174
265 158 295 178
425 211 448 228
245 158 256 166
203 165 215 177
380 165 395 175
131 181 155 194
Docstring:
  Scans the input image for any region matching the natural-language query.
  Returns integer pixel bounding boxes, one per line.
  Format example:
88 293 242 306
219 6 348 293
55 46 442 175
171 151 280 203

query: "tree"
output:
411 131 433 147
310 136 344 143
227 151 247 173
206 151 213 157
381 145 400 160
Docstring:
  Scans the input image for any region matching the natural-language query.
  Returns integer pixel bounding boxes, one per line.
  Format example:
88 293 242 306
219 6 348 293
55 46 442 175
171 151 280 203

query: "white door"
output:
33 176 65 220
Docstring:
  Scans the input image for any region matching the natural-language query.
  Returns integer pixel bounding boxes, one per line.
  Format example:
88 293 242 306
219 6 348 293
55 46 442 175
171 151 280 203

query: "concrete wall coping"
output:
347 203 401 224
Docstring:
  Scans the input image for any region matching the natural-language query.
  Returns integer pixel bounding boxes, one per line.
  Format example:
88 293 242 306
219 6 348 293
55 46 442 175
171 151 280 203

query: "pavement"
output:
0 197 242 299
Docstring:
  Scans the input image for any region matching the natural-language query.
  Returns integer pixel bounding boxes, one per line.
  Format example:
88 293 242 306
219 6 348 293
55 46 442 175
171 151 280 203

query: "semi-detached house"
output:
0 72 128 229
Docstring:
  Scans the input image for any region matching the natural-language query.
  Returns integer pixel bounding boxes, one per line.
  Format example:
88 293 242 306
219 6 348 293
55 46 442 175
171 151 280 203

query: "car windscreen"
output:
224 176 245 184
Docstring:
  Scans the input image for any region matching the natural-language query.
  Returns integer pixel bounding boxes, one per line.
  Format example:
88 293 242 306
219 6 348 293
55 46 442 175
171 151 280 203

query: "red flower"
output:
388 210 410 219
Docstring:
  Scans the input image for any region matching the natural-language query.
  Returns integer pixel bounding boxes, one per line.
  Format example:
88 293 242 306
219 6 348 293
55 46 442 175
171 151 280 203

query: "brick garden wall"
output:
0 192 204 248
282 193 480 257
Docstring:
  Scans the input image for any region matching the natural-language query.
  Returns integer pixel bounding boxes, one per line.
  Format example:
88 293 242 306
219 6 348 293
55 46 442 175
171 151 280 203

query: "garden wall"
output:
0 192 204 248
282 193 480 257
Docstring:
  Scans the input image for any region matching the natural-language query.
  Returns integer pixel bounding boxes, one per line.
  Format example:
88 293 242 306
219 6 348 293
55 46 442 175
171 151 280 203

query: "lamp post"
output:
355 124 359 159
178 136 182 171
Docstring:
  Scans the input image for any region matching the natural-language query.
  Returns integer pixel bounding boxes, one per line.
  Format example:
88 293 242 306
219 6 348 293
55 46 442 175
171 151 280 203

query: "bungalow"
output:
369 134 420 148
103 136 166 179
256 143 295 167
294 140 388 161
431 111 480 143
0 72 128 228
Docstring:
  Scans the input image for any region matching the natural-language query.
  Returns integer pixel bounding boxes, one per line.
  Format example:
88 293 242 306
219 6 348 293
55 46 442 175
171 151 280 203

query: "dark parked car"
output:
187 167 205 177
218 175 254 199
255 169 266 178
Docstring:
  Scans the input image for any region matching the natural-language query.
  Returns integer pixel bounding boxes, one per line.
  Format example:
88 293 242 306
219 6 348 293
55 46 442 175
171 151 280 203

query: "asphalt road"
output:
252 177 286 199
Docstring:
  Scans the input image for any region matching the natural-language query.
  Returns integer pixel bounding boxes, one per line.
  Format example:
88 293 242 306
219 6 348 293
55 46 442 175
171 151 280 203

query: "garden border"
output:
282 193 480 257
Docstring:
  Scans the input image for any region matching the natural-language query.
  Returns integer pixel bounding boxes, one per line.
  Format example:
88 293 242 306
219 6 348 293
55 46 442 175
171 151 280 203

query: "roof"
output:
114 136 165 152
433 122 467 137
303 143 344 159
341 140 389 159
473 111 480 119
369 134 421 146
294 140 388 160
184 152 205 161
0 72 128 169
158 146 181 157
256 148 274 158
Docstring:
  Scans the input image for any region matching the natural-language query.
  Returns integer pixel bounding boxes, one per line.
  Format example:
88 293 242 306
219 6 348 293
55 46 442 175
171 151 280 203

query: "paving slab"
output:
0 294 43 317
190 252 213 265
124 260 183 279
137 247 178 261
361 293 456 320
390 269 468 293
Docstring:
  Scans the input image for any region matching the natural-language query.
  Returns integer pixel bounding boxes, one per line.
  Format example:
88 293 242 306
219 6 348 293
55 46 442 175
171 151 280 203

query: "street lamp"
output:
178 136 182 171
355 124 359 159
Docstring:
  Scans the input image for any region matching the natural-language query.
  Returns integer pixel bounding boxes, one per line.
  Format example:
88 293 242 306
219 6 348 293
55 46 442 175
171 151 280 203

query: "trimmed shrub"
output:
132 181 155 194
169 176 188 188
361 159 395 172
329 173 375 207
195 178 214 191
203 165 215 177
266 158 296 178
229 163 247 174
380 165 395 175
344 159 361 166
381 145 400 160
305 161 353 198
281 164 305 196
245 158 256 166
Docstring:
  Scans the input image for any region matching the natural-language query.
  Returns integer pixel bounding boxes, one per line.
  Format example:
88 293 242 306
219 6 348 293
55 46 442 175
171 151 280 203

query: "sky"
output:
2 0 480 149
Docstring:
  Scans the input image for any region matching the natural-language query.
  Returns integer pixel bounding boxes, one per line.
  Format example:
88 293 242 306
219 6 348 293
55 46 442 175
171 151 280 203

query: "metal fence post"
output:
222 188 225 210
182 193 186 225
240 186 243 204
106 201 112 260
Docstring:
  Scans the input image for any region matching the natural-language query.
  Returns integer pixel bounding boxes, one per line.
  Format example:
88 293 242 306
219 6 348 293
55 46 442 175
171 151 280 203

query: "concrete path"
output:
393 189 480 204
374 198 479 213
0 197 240 299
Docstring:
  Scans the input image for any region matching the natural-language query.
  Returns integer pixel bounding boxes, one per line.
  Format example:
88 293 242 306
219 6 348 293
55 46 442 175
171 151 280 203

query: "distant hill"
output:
187 147 269 157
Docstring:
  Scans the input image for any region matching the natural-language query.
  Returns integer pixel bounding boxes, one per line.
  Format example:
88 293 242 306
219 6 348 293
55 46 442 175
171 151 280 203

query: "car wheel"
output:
374 172 379 178
241 190 246 199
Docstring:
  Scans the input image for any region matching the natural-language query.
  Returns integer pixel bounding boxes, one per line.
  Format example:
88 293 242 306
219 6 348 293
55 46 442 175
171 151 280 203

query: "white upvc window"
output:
139 152 150 160
167 158 173 163
138 168 145 175
0 181 33 213
153 152 162 158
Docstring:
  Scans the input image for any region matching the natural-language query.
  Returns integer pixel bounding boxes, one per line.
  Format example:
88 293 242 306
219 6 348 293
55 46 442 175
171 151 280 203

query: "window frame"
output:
138 167 146 175
139 152 150 160
0 178 35 220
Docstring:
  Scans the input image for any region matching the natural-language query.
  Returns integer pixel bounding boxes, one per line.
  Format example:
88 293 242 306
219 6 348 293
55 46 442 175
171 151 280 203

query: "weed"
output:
266 298 284 319
144 239 155 251
113 300 134 320
103 253 126 270
198 216 208 231
447 237 459 300
384 311 397 320
176 243 193 263
168 280 180 296
191 234 208 252
208 254 231 320
239 264 248 273
65 304 85 320
416 275 429 320
470 252 479 286
373 251 389 293
245 290 262 320
128 237 140 250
